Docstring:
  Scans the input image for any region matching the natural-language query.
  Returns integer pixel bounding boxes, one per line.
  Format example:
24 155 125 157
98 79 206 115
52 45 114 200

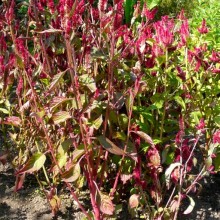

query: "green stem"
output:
160 48 168 140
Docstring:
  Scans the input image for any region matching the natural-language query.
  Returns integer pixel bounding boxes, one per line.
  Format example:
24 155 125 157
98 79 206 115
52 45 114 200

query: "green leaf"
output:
113 132 127 141
190 111 202 125
52 139 72 175
59 139 72 155
151 93 165 109
49 97 74 112
147 0 161 10
33 64 43 77
91 115 103 130
214 115 220 127
48 69 68 92
53 153 67 176
97 136 125 156
16 55 24 69
124 0 136 24
118 114 128 131
52 111 71 124
174 96 186 111
62 163 81 182
91 48 108 60
214 153 220 171
79 74 96 92
72 147 85 163
17 152 46 174
0 108 9 114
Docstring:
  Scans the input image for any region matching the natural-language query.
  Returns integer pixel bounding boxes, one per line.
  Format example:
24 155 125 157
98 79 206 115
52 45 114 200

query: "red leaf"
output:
0 116 21 127
49 195 61 216
0 151 8 165
147 147 161 167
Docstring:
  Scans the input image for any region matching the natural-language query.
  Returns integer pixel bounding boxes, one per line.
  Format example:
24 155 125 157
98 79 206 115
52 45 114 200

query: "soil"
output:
1 162 220 220
179 174 220 220
0 163 88 220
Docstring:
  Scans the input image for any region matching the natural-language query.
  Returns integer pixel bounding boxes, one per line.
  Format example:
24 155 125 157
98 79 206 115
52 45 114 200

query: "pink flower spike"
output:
210 51 220 62
141 3 157 21
47 0 55 13
0 55 5 74
153 16 174 48
179 19 189 47
196 118 205 131
213 130 220 144
98 0 107 12
178 9 186 20
198 19 208 34
176 66 186 81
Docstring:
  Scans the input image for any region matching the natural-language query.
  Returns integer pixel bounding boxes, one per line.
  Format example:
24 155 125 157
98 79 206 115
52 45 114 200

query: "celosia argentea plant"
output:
0 0 220 219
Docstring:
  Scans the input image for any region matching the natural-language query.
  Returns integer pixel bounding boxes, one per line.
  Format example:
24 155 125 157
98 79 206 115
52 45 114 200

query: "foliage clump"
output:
0 1 220 219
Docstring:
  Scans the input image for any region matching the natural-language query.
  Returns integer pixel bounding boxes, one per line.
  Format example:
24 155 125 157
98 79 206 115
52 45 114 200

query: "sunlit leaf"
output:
133 131 154 146
0 108 9 114
72 147 85 163
97 136 125 156
48 69 68 92
113 132 127 141
16 152 46 174
129 194 139 209
58 139 72 155
36 28 63 34
49 97 74 112
91 115 103 130
52 111 71 124
183 196 195 215
99 192 115 215
79 74 96 92
165 162 182 189
174 96 186 111
52 153 67 176
214 115 220 127
62 163 81 182
147 0 161 10
20 100 30 112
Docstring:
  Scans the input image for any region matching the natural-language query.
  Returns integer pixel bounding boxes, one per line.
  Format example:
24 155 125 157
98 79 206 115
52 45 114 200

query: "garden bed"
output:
1 163 220 220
